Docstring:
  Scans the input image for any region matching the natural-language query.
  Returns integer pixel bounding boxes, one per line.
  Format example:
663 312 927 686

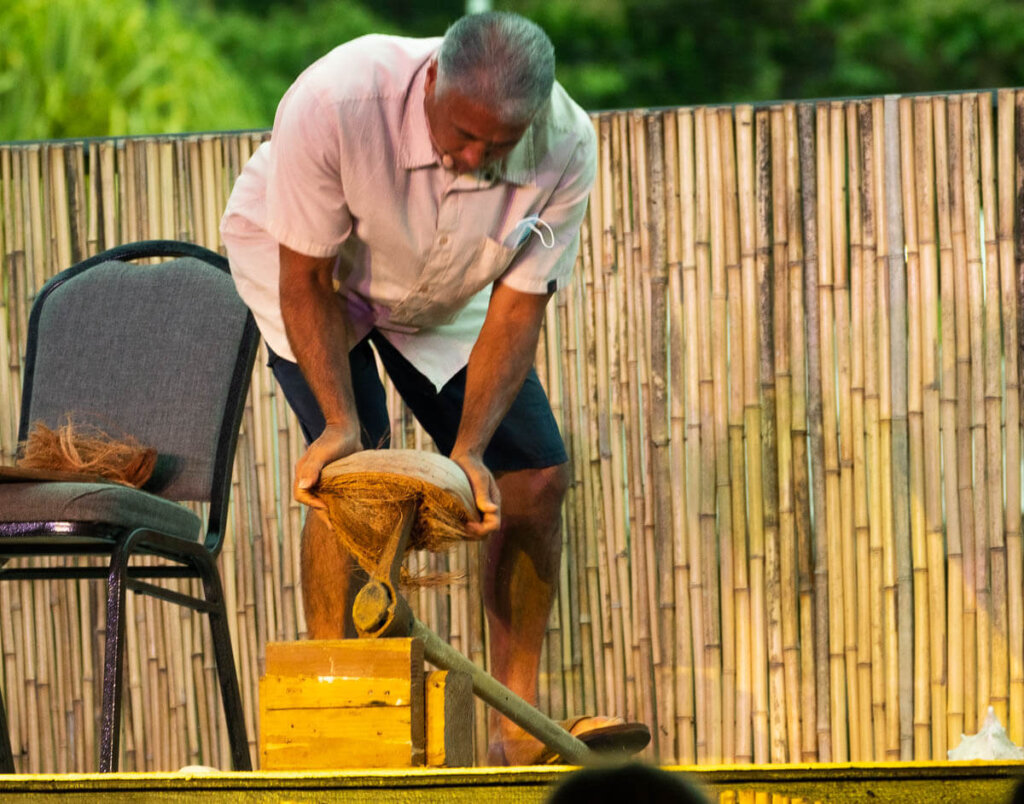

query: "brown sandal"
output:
512 716 651 765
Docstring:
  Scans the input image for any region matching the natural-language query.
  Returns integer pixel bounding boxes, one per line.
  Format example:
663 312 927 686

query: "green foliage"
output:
798 0 1024 97
196 0 396 126
502 0 797 110
5 0 1024 141
0 0 259 141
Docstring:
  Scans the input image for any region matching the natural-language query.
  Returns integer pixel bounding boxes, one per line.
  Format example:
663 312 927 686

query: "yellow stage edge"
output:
0 761 1020 803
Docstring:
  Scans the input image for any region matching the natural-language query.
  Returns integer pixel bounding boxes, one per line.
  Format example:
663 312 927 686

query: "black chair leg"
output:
200 563 252 770
99 542 131 772
0 690 15 772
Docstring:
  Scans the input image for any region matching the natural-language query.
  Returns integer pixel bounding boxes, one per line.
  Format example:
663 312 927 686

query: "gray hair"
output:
436 12 555 124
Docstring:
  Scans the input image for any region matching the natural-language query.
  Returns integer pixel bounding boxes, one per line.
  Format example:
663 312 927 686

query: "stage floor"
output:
0 762 1020 803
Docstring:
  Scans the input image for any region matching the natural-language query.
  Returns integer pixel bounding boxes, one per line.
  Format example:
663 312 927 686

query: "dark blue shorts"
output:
267 331 568 472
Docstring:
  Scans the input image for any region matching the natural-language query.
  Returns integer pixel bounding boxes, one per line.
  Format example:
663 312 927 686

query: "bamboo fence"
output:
1 88 1023 774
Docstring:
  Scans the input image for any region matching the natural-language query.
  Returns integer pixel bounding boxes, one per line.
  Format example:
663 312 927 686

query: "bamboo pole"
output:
1013 87 1024 747
722 109 749 761
16 579 37 773
163 582 187 767
1 583 23 769
26 145 45 294
34 144 52 283
857 100 886 761
48 575 69 772
860 100 884 757
961 93 992 732
830 102 861 763
575 233 601 723
751 108 781 763
562 263 588 723
871 95 900 762
886 96 913 760
674 106 699 763
23 580 42 773
29 575 52 771
710 106 733 765
619 110 649 729
815 101 848 762
979 94 1008 728
796 102 831 762
996 89 1023 747
785 104 817 763
643 112 677 761
900 96 931 758
550 292 571 724
66 143 86 263
0 148 18 463
692 107 714 764
627 109 659 753
46 144 72 292
587 116 618 718
946 94 978 738
933 95 964 751
603 112 630 721
571 211 600 720
738 103 770 766
913 97 947 759
771 104 801 763
845 102 873 761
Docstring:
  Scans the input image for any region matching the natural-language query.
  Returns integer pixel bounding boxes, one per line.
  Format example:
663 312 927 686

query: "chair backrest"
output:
18 241 258 549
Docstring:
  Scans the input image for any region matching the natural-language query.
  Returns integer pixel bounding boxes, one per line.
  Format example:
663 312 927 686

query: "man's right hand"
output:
293 422 362 508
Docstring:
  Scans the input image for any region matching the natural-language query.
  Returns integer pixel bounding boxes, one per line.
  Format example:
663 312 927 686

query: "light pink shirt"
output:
221 34 596 389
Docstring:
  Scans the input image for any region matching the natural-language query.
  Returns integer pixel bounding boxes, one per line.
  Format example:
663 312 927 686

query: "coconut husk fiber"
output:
315 450 480 587
16 419 157 488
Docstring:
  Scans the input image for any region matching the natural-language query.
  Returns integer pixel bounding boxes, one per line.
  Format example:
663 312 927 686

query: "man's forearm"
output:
279 245 358 432
452 283 551 461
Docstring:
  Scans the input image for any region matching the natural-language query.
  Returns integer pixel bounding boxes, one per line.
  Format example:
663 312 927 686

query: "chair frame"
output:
0 241 258 772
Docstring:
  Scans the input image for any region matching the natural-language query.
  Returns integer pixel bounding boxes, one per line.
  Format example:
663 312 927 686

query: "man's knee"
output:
497 460 571 527
536 460 571 510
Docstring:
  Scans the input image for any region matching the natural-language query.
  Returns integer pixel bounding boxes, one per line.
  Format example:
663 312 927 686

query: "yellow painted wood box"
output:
260 639 474 770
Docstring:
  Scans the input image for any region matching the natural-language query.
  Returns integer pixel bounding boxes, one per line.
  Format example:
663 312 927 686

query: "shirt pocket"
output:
390 236 520 328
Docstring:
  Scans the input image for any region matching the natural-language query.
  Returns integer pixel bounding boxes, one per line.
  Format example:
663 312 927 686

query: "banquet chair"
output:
0 240 257 771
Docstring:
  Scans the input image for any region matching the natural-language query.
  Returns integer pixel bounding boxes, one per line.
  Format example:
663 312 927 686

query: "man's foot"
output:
489 716 651 766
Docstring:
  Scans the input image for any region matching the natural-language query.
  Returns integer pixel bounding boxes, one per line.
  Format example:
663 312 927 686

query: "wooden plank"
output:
265 639 424 681
261 705 424 769
262 675 416 711
425 670 474 767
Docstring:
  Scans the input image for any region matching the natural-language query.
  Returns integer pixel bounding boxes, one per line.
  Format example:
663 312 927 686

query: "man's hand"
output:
451 452 501 538
293 423 362 508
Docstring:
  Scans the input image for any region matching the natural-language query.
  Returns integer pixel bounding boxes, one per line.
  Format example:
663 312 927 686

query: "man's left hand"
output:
451 452 501 538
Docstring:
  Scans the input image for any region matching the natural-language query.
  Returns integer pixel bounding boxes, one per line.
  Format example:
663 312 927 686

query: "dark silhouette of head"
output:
547 762 709 804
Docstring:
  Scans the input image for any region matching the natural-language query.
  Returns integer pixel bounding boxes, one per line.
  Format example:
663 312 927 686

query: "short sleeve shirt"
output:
220 34 597 390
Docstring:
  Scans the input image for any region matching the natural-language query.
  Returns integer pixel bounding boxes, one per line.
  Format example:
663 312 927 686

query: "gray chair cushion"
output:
0 482 201 540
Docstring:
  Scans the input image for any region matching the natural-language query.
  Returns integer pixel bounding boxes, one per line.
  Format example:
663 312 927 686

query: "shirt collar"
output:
399 60 440 170
398 61 537 187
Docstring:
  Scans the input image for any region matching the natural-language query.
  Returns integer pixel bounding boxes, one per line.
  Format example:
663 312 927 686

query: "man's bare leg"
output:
484 461 570 765
300 508 365 639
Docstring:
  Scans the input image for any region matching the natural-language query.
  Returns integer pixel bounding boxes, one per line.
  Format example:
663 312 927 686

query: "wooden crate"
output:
260 639 426 769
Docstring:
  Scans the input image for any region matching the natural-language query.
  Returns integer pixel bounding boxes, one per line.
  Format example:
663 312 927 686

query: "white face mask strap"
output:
513 215 555 249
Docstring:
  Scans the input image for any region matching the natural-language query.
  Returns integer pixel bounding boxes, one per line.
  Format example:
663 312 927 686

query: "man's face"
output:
424 60 531 174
